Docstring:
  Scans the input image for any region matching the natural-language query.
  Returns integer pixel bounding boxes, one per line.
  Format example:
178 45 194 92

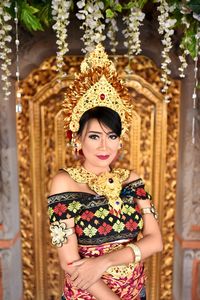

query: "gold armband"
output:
50 221 75 247
140 203 158 220
126 243 142 263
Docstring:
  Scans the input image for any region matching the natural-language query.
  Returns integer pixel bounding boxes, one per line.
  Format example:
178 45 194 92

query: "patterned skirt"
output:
62 241 146 300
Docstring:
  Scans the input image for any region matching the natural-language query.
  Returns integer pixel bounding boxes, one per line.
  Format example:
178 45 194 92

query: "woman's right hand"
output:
70 256 109 290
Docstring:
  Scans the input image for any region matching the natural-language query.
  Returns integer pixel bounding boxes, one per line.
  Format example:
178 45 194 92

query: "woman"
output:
48 45 163 300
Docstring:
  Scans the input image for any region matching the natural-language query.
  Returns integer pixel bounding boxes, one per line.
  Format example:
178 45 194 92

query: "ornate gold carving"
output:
17 56 82 300
17 55 179 300
160 83 179 300
17 84 35 299
121 56 180 300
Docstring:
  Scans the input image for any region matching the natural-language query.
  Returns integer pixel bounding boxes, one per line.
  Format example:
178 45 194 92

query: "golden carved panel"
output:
17 55 179 300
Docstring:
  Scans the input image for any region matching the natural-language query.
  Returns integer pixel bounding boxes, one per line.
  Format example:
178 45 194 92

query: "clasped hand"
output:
69 256 108 290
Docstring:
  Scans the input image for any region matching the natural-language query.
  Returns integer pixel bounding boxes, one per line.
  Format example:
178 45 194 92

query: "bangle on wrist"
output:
140 203 158 220
126 243 142 263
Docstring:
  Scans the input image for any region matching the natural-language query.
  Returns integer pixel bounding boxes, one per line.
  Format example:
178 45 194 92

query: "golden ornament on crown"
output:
62 44 133 136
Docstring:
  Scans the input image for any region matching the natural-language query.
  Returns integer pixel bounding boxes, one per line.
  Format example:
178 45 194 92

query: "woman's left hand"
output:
70 256 108 290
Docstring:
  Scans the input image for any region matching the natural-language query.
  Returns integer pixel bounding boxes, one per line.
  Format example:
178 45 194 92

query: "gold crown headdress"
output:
63 44 133 136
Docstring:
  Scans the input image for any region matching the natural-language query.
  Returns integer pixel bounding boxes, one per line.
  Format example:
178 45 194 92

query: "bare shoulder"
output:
124 170 140 185
49 170 77 196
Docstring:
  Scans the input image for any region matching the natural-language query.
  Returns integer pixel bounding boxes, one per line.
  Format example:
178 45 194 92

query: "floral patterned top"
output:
48 178 151 245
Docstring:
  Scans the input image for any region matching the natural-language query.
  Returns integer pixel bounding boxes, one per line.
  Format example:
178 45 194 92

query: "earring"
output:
74 141 82 152
73 141 82 159
118 140 124 161
118 140 123 150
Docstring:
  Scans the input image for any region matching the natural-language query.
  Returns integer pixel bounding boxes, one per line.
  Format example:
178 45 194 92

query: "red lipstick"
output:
96 155 110 160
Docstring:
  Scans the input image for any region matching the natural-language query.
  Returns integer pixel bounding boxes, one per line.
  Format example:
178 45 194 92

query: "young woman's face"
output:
79 118 120 173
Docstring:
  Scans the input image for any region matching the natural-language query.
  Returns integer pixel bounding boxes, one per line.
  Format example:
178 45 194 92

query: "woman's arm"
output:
58 235 120 300
72 199 162 277
49 172 120 300
102 198 163 268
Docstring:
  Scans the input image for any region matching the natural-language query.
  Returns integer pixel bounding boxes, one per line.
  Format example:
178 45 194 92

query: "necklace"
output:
65 166 130 215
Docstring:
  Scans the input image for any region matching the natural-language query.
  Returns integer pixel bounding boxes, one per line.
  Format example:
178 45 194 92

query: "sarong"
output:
62 241 146 300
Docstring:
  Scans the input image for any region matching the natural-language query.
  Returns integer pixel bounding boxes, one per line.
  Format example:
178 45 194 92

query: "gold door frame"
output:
17 55 179 300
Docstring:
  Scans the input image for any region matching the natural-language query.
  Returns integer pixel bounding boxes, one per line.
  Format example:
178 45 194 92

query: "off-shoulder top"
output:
48 177 152 245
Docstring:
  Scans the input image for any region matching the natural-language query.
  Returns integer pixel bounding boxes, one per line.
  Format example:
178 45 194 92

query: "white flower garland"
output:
76 0 105 53
177 11 190 78
157 0 176 102
123 7 145 57
52 0 72 77
192 30 200 144
178 46 189 78
15 2 22 113
106 17 118 55
0 0 12 101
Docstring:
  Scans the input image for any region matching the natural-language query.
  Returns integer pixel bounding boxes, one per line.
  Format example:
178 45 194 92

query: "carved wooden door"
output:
17 55 179 300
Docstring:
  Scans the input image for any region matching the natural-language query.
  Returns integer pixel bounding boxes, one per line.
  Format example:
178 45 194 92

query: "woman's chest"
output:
74 196 144 244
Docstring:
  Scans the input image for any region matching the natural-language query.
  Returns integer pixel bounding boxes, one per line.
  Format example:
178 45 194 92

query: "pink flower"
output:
125 219 138 231
98 222 112 235
81 210 94 221
75 225 83 236
53 203 67 216
135 188 146 197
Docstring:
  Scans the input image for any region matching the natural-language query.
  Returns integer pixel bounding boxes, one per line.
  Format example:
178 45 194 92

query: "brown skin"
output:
49 119 163 299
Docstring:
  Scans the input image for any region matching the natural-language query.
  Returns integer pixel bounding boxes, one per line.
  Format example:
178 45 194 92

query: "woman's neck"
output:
82 161 111 175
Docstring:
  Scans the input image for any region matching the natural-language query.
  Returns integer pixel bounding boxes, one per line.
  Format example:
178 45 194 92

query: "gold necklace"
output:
65 166 130 215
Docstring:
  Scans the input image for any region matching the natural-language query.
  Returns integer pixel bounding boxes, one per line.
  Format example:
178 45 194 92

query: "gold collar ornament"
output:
62 44 133 136
65 167 130 216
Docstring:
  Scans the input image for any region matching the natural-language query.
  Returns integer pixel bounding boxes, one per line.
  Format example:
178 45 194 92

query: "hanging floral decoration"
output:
15 2 22 113
105 1 123 55
76 0 106 53
106 17 118 55
52 0 72 78
178 45 189 79
192 29 200 144
157 0 177 102
0 0 12 101
123 3 145 58
0 0 200 105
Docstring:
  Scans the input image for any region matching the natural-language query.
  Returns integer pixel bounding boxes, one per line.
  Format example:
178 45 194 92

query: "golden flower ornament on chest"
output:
65 167 130 216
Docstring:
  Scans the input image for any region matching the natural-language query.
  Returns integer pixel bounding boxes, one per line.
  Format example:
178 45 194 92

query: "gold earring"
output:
73 141 82 159
118 140 124 161
74 141 82 152
118 140 123 149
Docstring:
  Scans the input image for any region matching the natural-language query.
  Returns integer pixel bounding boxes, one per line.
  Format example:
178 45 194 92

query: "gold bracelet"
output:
126 243 141 263
140 203 158 220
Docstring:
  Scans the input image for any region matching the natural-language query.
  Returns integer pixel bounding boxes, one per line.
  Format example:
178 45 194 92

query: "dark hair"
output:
78 106 122 136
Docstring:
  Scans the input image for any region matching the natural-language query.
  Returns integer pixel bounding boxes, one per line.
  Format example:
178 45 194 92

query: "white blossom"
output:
0 0 12 101
3 13 11 22
77 0 85 9
76 0 105 53
52 0 72 76
157 0 176 102
193 13 200 22
178 47 189 78
106 17 118 55
123 7 145 59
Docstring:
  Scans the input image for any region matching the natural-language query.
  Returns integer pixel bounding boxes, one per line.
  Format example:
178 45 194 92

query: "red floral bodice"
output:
48 178 151 245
